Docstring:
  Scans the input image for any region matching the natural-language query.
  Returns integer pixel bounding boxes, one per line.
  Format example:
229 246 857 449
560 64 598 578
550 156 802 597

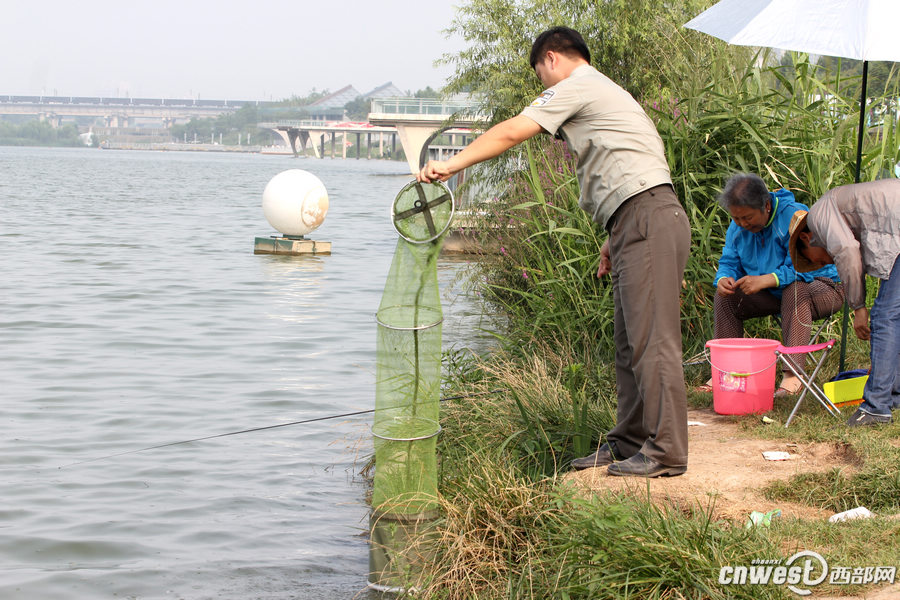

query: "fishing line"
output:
60 389 505 468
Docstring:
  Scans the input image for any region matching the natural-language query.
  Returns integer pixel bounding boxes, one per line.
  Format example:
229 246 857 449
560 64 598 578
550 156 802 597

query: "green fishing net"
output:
369 180 454 591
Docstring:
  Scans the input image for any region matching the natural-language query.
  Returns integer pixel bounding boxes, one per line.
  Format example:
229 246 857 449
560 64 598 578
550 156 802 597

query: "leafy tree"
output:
344 96 371 120
414 86 441 99
439 0 716 122
284 88 331 106
0 120 82 147
813 56 899 98
171 104 281 145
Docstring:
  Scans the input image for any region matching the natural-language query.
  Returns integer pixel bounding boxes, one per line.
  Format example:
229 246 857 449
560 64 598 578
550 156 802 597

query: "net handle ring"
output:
390 180 455 244
371 424 442 442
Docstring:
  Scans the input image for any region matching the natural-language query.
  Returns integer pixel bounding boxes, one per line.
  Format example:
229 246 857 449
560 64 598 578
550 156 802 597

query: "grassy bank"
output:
393 345 898 599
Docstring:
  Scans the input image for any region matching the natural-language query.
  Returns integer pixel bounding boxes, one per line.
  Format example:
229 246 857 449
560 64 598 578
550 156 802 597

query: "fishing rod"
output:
61 389 505 468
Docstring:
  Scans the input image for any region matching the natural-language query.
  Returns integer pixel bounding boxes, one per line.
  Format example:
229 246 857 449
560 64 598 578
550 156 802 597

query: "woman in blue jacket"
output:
702 173 845 396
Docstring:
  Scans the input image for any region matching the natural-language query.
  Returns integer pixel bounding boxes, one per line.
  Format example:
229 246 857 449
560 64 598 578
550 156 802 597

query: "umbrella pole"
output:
839 61 870 372
854 61 869 184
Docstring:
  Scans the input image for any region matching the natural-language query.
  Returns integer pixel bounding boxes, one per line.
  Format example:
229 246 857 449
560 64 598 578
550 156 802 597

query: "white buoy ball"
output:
262 169 329 236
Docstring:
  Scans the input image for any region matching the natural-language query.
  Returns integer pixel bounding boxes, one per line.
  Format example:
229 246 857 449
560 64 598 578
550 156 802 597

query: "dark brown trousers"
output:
606 185 691 467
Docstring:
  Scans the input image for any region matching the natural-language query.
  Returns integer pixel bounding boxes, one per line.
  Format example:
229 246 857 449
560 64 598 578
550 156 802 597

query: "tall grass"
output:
473 140 611 365
439 345 615 482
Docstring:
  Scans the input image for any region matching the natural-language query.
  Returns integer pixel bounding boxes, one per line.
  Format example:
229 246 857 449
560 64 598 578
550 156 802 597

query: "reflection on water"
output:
262 255 327 326
0 147 494 600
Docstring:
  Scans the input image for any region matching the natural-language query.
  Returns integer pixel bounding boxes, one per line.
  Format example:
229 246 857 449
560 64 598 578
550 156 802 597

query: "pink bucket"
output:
705 338 780 415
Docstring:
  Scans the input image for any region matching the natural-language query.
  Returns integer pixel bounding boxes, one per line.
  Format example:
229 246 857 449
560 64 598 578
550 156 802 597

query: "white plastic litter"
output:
762 451 793 461
828 506 875 523
687 421 707 427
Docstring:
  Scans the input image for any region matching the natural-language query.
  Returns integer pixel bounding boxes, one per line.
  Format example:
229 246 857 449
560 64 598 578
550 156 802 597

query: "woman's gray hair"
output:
718 173 770 211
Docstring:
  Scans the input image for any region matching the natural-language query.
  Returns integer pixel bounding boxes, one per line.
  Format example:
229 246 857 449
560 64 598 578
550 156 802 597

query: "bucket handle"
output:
704 349 779 377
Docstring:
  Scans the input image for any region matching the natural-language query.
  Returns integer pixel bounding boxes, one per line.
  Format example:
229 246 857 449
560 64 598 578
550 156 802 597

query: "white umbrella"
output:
684 0 900 368
685 0 900 63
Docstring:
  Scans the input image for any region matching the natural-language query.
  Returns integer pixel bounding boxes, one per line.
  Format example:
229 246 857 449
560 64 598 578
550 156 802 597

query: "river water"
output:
0 147 492 599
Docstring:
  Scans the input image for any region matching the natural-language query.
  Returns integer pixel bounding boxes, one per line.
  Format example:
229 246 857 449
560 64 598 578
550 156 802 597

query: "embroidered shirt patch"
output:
530 90 555 107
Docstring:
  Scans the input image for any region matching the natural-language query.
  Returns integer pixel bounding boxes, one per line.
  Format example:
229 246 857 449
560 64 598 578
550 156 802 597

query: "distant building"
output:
363 82 406 100
305 83 409 121
306 85 361 121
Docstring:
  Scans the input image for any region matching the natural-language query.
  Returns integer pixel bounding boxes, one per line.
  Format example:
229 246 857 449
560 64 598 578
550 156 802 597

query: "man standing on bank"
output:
789 180 900 426
418 27 690 477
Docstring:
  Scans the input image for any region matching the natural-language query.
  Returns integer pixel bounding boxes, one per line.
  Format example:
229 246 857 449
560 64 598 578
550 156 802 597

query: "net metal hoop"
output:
375 304 443 331
367 582 408 594
390 180 455 244
371 416 442 442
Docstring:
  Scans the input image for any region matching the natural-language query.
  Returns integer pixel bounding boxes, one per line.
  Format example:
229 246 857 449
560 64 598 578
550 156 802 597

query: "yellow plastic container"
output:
823 375 868 407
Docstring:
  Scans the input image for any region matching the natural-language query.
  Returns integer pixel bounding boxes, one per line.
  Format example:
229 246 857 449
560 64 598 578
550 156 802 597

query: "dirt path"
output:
565 407 859 521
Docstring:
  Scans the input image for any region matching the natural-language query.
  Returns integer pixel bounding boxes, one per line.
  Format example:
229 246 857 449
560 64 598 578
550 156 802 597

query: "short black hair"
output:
529 27 591 69
718 173 770 211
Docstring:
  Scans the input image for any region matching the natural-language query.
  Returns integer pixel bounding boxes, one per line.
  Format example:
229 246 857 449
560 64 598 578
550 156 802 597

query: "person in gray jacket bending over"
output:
417 27 690 477
789 179 900 426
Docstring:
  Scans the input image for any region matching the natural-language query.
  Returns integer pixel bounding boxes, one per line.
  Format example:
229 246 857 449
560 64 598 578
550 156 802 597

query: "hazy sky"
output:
1 0 465 101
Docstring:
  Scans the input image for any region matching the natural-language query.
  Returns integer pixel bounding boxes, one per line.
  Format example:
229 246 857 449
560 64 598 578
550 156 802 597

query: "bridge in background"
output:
261 97 487 171
259 117 477 164
0 95 262 127
258 120 401 159
368 97 484 174
1 93 488 167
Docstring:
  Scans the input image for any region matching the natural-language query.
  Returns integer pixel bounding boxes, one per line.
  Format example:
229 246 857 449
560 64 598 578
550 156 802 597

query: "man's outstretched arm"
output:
417 114 544 182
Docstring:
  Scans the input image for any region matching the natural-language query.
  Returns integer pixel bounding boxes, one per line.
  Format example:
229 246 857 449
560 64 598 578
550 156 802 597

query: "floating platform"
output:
254 236 332 255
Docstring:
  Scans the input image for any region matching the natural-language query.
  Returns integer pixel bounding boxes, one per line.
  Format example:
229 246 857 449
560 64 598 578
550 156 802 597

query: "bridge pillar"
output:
287 129 300 157
281 129 312 157
272 128 292 152
394 124 442 174
300 131 311 156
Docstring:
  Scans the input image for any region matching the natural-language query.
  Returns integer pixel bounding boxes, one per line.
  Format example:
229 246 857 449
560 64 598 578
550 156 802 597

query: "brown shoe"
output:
571 443 625 470
606 453 686 478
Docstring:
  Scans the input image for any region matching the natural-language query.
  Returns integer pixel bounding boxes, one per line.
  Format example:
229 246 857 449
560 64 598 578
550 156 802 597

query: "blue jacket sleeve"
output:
770 240 799 289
